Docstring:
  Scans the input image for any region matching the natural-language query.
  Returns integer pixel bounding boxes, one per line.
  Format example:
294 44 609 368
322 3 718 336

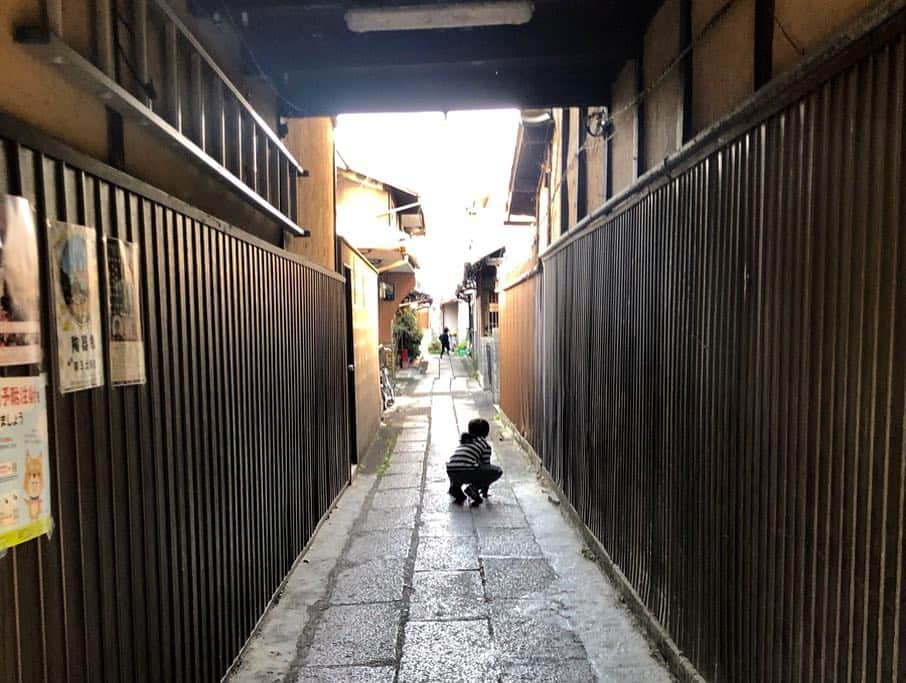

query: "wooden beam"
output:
559 109 570 235
165 21 180 130
678 0 693 143
754 0 776 88
634 55 645 179
45 0 63 38
577 109 588 220
191 52 205 150
133 0 151 106
96 0 114 76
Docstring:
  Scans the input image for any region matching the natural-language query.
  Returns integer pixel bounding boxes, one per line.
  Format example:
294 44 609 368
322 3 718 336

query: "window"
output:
487 291 499 332
379 281 396 301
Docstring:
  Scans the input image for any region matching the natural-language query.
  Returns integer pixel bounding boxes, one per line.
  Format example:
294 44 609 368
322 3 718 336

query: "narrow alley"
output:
1 1 903 681
230 358 672 682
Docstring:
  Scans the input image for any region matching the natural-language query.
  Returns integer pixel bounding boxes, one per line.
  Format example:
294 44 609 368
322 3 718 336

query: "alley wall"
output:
501 1 903 681
536 0 878 244
339 240 381 461
285 117 337 271
0 113 351 683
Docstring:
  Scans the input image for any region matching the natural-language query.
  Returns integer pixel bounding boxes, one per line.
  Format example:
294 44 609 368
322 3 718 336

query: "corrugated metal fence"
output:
501 19 905 683
0 115 350 682
499 271 542 454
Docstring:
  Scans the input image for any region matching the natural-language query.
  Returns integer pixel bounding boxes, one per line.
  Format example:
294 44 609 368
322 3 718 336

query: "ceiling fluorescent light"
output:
345 1 534 33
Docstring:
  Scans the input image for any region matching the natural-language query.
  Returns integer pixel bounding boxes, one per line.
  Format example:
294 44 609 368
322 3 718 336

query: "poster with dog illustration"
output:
0 196 42 367
49 220 104 393
0 375 51 552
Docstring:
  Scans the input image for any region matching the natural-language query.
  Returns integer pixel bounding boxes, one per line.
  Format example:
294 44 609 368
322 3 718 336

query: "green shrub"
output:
428 337 441 354
392 308 423 361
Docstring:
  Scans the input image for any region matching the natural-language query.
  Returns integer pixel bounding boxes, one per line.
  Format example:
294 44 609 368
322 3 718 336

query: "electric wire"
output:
544 0 743 219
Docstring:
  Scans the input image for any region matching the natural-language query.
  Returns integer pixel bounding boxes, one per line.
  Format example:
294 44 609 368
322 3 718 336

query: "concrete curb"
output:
498 411 706 683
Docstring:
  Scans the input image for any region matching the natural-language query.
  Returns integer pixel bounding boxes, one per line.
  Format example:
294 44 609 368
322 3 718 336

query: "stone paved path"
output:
229 358 673 682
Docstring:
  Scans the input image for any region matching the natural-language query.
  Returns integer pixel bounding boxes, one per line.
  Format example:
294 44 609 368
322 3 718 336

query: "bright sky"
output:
334 109 522 300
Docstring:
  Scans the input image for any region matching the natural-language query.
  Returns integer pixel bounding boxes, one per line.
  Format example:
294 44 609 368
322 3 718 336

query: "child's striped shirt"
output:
446 438 485 471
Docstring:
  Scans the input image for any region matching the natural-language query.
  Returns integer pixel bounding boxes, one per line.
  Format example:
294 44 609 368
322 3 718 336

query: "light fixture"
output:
345 1 534 33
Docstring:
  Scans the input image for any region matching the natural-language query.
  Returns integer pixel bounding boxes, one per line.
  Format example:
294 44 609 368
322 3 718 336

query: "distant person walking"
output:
439 327 451 357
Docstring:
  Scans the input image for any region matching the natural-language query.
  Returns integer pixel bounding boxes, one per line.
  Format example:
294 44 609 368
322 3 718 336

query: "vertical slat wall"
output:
520 31 904 681
499 273 542 454
0 129 350 682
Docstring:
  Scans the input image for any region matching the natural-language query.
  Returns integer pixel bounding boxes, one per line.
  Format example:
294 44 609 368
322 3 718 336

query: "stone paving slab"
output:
397 430 430 442
295 665 397 682
471 506 530 528
500 659 597 682
369 488 421 511
490 601 587 661
330 558 407 603
409 570 486 621
360 506 417 531
483 558 557 600
477 527 544 558
385 461 424 475
418 510 476 537
345 529 412 562
387 450 425 463
398 620 498 683
393 441 428 452
302 603 401 667
377 472 423 490
415 535 480 571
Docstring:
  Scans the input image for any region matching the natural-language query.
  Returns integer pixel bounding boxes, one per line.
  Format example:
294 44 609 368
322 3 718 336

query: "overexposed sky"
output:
335 109 521 300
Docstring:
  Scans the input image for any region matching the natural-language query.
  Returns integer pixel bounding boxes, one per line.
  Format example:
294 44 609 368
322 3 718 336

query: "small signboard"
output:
49 220 104 393
0 196 42 367
107 238 145 386
0 375 52 552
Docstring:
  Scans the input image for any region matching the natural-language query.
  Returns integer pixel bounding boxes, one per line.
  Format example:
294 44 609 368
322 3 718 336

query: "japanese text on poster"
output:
49 220 104 393
0 196 42 367
107 238 145 386
0 375 52 552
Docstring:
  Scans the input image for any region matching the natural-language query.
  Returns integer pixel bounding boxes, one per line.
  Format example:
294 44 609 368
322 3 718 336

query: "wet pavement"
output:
229 357 673 682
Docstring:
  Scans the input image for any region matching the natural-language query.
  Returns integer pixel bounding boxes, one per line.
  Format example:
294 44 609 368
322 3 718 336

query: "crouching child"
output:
446 418 503 505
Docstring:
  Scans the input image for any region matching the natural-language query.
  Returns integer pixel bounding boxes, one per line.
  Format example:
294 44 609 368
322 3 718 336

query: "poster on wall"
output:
49 220 104 393
106 238 145 386
0 196 42 367
0 375 52 552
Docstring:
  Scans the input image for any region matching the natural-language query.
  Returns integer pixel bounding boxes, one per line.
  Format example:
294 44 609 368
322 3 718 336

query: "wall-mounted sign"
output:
0 196 42 367
49 220 104 393
106 238 145 386
0 375 52 552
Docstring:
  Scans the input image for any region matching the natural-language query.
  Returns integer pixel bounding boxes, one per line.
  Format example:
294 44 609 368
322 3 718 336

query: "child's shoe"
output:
464 485 483 505
448 485 467 503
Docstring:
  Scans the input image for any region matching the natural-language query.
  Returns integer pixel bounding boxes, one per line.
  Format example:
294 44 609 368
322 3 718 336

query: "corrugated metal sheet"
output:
509 26 905 682
0 118 350 681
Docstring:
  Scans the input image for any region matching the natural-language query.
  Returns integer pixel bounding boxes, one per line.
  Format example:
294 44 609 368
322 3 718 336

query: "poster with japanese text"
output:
49 220 104 393
0 375 52 552
0 196 42 367
106 238 145 386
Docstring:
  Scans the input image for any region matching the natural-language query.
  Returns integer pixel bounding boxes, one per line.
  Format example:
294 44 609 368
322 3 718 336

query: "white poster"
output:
0 196 42 367
0 375 52 552
49 220 104 393
106 238 145 386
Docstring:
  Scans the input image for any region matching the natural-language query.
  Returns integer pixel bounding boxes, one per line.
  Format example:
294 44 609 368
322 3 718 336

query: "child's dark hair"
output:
467 418 490 438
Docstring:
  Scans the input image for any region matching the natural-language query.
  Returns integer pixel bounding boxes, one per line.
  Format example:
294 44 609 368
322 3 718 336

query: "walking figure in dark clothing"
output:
446 418 503 505
439 327 451 357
